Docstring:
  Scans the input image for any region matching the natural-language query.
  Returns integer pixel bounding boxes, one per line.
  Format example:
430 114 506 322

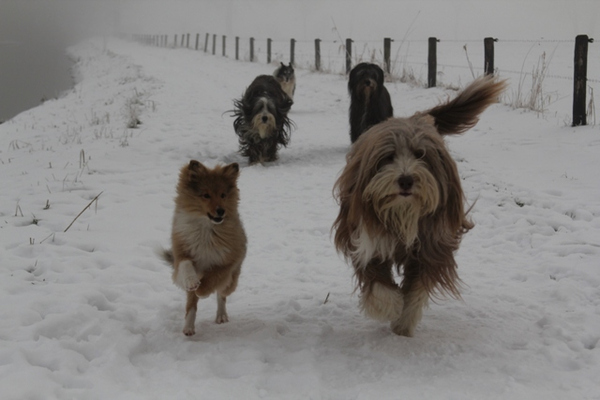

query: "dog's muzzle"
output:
208 208 225 224
398 175 414 197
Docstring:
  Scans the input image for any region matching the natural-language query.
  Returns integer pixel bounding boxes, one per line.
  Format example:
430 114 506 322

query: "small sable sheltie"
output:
159 160 247 336
273 62 296 101
232 75 294 164
348 62 394 144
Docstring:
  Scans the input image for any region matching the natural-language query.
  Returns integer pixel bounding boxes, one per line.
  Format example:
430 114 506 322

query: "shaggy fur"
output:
333 76 507 337
273 62 296 101
232 75 294 164
159 160 247 336
348 62 394 144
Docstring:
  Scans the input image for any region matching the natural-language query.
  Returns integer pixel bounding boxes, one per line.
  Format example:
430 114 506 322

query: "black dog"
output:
348 63 394 143
232 75 294 164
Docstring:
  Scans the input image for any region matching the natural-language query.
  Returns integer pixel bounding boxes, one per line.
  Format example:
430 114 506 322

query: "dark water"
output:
0 0 114 123
0 39 74 122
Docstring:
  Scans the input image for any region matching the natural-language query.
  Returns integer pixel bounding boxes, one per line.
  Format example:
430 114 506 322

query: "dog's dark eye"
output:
202 193 211 199
376 154 395 170
220 193 226 199
414 149 425 159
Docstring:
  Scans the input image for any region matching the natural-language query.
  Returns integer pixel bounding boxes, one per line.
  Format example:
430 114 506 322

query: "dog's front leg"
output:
173 259 203 291
391 260 429 337
215 294 228 324
183 290 199 336
355 259 403 321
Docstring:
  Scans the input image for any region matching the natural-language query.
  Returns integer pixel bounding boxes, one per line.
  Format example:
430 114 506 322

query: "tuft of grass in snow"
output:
507 50 555 113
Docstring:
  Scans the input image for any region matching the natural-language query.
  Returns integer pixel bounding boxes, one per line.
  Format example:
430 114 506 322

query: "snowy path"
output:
0 38 599 400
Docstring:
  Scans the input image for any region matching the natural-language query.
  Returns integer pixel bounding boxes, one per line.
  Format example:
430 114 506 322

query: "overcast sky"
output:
1 0 598 121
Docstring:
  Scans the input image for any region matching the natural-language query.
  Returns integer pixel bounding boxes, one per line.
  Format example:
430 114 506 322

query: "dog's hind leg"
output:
183 290 199 336
391 264 429 337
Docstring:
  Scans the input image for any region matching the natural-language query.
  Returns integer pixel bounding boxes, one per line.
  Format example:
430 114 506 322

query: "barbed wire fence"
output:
129 32 597 127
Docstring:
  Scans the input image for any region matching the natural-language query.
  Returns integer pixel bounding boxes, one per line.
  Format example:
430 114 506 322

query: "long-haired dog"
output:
333 76 507 337
159 160 247 336
348 62 394 144
232 75 294 164
273 62 296 101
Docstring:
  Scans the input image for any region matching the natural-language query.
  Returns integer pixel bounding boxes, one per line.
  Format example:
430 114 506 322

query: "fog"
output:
1 0 597 121
118 0 598 42
0 0 118 121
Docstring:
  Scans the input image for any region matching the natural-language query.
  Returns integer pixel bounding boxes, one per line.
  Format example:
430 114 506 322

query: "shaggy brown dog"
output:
159 160 247 336
333 76 507 337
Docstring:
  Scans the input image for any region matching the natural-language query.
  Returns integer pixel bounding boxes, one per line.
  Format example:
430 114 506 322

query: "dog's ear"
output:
410 113 436 127
222 162 240 180
280 62 285 67
375 65 384 84
429 143 474 238
186 160 208 180
421 76 507 135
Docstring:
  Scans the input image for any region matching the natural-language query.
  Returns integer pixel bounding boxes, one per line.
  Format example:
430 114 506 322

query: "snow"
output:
1 35 599 400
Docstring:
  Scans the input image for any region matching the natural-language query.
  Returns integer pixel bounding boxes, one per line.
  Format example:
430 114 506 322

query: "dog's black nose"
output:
398 175 414 191
261 116 268 123
216 208 225 217
364 79 372 86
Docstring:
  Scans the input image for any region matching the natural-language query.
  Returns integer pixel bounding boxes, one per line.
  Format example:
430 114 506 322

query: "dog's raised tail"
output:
425 75 508 135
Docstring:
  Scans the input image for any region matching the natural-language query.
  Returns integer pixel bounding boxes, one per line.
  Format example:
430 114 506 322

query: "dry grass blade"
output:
64 191 103 233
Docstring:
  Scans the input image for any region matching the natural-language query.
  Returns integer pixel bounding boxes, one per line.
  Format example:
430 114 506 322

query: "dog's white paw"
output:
175 260 201 291
390 318 416 337
360 282 403 321
215 312 229 324
183 326 196 336
183 307 197 336
182 274 201 292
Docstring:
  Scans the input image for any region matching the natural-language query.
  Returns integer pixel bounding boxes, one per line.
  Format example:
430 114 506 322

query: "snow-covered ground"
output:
1 37 599 400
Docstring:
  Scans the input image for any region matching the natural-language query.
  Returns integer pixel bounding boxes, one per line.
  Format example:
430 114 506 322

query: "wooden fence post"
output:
428 37 439 88
236 36 240 60
384 38 392 74
315 39 321 71
180 34 184 47
204 33 209 52
290 38 296 65
484 37 497 75
573 34 594 126
174 34 178 48
345 38 353 74
222 35 226 57
195 33 199 50
186 33 190 48
212 34 216 55
250 37 255 62
267 38 272 64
